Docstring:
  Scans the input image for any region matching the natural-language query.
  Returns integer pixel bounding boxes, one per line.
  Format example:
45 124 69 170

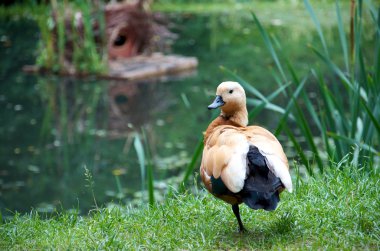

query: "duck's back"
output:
200 124 292 209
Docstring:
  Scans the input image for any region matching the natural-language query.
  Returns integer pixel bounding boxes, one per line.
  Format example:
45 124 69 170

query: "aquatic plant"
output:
36 0 107 74
134 130 155 205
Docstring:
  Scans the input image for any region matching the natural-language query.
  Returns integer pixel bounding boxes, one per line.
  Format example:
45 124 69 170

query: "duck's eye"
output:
229 90 233 94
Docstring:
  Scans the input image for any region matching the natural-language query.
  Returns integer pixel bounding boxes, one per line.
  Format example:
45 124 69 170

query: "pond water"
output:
0 5 366 215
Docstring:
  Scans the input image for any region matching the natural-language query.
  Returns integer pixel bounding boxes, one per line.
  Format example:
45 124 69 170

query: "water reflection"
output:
108 80 172 137
0 76 171 214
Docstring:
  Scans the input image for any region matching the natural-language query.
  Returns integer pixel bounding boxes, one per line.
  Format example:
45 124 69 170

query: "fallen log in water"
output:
23 53 198 82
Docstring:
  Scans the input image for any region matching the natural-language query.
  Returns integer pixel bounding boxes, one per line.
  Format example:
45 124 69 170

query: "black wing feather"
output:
240 146 284 211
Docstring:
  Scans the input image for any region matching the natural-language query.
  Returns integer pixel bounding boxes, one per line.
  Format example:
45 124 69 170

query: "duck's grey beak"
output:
208 95 225 110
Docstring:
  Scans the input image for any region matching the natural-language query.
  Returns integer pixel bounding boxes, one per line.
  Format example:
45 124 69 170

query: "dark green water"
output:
0 10 361 214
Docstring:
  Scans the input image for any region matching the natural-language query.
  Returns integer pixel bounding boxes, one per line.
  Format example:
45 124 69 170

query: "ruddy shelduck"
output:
200 81 292 232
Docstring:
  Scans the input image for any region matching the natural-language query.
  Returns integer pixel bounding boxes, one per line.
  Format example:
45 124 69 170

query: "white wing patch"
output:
259 149 293 192
220 141 249 193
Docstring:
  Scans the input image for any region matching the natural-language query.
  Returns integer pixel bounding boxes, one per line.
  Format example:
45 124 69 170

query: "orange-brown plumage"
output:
200 81 292 232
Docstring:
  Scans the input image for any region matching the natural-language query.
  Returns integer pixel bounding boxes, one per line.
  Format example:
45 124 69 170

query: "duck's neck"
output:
221 107 248 127
204 107 248 143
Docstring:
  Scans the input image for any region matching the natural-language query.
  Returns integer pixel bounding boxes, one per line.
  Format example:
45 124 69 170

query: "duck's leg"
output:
232 204 246 232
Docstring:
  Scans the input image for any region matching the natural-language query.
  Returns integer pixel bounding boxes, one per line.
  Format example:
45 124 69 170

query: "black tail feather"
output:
242 190 280 211
240 146 284 211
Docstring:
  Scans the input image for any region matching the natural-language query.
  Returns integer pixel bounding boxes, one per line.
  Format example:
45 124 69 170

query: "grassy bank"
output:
1 166 379 250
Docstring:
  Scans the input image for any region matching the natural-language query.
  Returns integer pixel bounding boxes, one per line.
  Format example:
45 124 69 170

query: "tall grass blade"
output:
294 102 324 172
147 160 154 205
284 58 323 132
274 36 324 136
371 5 380 34
134 134 146 192
248 83 292 120
141 129 155 205
181 93 191 109
350 80 361 141
311 47 353 90
251 13 287 82
352 118 364 166
304 0 329 57
357 50 368 87
271 34 289 92
327 132 379 155
275 77 307 135
270 68 288 97
361 99 380 135
181 137 204 187
313 70 344 161
247 99 291 119
273 42 324 172
284 126 314 175
335 0 349 72
320 113 334 160
376 34 380 86
83 165 98 209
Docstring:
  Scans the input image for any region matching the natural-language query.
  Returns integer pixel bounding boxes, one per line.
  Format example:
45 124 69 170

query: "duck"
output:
200 81 292 232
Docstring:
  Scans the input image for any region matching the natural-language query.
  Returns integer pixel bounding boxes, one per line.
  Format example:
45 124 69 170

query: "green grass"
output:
1 166 379 250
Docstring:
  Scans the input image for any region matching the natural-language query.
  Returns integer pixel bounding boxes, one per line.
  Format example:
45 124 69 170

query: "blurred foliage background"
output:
0 0 378 215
